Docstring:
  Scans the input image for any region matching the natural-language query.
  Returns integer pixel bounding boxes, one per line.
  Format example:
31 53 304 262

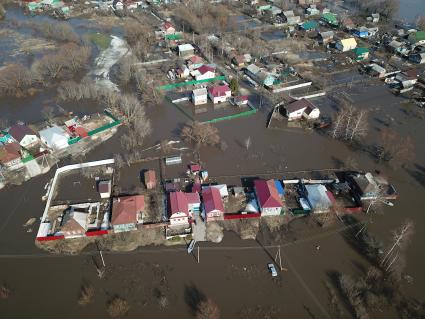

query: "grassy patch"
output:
87 33 112 50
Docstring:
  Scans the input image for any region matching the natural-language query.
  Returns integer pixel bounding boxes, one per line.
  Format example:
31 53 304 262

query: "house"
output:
387 40 404 53
39 125 70 151
60 210 87 238
187 55 203 69
98 180 111 199
210 184 229 198
336 38 357 52
190 163 201 173
352 47 369 61
341 17 355 30
245 64 261 79
0 142 22 168
194 65 216 81
176 65 190 79
283 10 301 25
144 170 156 190
162 21 176 35
8 124 38 148
409 52 425 64
232 55 246 68
305 184 333 213
233 95 249 107
254 179 282 216
353 26 369 38
0 132 12 145
321 12 338 27
178 43 195 57
395 69 419 88
371 13 380 23
202 187 225 221
208 85 231 104
301 20 318 31
111 195 144 232
306 5 320 16
408 31 425 46
168 191 190 226
318 30 334 45
367 64 386 78
285 99 320 121
186 192 201 217
192 88 208 106
349 172 381 201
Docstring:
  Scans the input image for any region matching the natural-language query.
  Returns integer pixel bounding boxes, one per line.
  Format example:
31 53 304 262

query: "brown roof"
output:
0 142 21 164
98 180 111 194
8 124 36 143
285 98 316 113
112 195 145 225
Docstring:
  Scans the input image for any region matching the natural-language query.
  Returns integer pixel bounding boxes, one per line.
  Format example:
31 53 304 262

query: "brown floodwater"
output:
1 5 425 319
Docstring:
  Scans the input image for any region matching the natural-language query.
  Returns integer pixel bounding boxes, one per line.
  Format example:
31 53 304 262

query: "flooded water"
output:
397 0 425 22
0 5 425 319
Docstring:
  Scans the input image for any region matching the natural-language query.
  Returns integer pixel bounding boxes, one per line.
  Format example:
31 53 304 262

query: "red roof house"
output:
163 21 176 34
168 191 190 226
8 124 38 148
185 192 201 217
208 85 231 104
202 187 225 221
111 195 144 232
254 179 283 216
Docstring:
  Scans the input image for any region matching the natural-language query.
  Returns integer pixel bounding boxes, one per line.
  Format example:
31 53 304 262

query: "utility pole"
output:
275 246 287 271
197 245 200 264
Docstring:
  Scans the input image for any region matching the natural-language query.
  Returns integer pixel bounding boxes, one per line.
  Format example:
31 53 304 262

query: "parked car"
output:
268 263 278 277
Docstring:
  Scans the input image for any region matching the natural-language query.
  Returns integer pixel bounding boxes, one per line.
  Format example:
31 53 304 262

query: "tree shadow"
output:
184 283 206 316
406 163 425 188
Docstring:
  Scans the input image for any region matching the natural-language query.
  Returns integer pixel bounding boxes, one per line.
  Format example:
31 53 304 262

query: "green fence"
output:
67 111 121 145
157 76 226 91
203 104 257 124
165 96 194 120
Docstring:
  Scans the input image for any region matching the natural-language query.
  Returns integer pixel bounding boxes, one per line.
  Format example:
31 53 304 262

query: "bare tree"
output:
180 121 220 149
196 298 220 319
376 129 415 166
330 102 368 142
0 64 37 97
244 136 252 151
78 285 95 306
381 220 414 275
107 297 130 318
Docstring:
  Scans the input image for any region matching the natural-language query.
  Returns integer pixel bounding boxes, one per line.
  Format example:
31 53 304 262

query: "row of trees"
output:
336 220 416 319
0 43 91 97
173 2 236 35
349 0 399 19
329 100 415 167
331 102 368 142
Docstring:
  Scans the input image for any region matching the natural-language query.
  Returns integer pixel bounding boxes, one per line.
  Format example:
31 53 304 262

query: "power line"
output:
0 219 363 259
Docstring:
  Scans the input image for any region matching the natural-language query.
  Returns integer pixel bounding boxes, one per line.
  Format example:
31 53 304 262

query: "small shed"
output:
352 47 369 61
98 180 112 199
274 180 285 196
144 170 157 190
165 155 182 166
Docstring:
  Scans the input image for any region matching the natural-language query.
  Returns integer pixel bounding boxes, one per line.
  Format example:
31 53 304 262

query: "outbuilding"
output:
39 125 70 151
336 38 357 52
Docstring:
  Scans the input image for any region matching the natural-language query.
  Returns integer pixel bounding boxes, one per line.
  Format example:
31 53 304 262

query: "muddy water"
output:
0 7 425 319
397 0 425 22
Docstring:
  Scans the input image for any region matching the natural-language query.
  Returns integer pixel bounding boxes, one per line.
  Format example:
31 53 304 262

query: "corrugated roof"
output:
285 98 316 113
254 179 282 209
112 195 144 225
8 124 36 143
169 191 189 216
202 187 224 214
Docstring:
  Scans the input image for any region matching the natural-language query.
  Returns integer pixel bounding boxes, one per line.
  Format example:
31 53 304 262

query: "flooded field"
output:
0 4 424 319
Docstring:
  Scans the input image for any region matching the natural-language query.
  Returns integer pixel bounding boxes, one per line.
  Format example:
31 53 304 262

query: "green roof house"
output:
408 31 425 45
352 47 369 61
27 2 42 11
301 21 318 31
321 13 338 27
